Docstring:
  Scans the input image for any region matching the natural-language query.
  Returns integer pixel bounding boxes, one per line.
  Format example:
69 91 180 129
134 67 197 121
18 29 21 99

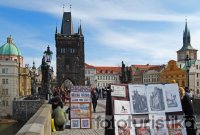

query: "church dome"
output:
0 36 22 56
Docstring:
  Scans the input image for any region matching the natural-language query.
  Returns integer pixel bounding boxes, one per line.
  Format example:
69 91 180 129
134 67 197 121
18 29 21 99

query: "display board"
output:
69 86 92 129
109 83 186 135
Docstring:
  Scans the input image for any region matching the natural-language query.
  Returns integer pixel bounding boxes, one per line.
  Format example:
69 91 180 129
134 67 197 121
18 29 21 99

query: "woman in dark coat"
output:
179 87 197 135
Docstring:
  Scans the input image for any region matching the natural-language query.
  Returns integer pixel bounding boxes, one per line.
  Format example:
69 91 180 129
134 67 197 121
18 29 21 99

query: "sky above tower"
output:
0 0 200 71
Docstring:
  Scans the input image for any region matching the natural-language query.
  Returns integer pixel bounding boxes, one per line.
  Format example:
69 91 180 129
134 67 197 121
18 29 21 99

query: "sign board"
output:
70 86 92 129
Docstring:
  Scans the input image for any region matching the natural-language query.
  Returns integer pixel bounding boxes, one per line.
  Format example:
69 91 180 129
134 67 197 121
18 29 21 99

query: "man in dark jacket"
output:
91 89 98 113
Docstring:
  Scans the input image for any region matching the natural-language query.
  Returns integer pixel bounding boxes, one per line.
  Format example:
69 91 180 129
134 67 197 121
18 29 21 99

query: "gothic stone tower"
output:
55 12 85 86
177 20 198 62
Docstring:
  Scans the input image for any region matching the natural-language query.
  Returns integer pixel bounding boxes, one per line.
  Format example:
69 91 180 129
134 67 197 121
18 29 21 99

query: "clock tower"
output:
55 11 85 86
177 19 198 62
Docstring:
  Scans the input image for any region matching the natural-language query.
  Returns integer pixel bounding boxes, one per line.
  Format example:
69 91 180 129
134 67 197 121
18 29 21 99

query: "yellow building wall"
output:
159 60 187 87
19 67 31 96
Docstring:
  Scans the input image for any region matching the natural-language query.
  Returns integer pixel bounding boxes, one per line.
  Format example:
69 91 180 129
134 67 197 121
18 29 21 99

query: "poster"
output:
114 100 131 114
81 119 90 128
129 85 148 114
111 85 126 97
147 84 166 113
80 104 90 118
114 115 135 135
71 119 80 128
167 121 187 135
164 84 182 112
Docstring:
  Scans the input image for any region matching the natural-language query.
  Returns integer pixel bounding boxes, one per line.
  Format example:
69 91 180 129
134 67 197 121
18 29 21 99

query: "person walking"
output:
91 89 98 113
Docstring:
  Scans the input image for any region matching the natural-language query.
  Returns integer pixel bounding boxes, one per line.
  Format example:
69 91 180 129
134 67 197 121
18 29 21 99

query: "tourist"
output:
52 105 67 131
179 87 197 135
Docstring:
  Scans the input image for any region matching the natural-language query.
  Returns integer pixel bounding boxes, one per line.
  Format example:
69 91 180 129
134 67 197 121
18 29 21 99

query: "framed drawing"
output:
111 85 126 97
129 84 148 114
114 100 131 114
164 84 182 112
147 84 166 113
71 119 80 128
114 115 135 135
81 119 90 128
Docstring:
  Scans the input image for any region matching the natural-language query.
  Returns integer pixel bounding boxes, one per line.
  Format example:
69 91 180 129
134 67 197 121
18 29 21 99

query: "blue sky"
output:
1 0 200 71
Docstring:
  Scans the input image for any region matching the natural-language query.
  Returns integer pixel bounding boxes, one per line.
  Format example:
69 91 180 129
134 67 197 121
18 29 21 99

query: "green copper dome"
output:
0 36 22 56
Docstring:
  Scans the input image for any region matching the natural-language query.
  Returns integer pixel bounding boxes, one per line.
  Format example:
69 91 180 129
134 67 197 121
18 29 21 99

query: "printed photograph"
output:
81 119 90 128
164 84 182 112
167 121 187 135
115 115 135 135
71 119 80 129
114 100 131 114
129 85 148 114
135 126 151 135
147 84 165 112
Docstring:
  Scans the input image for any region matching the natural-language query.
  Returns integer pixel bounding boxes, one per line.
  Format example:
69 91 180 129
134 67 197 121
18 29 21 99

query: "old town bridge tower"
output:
55 11 85 86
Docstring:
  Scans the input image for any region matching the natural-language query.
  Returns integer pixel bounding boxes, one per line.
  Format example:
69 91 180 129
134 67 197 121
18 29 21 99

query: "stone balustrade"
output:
16 103 52 135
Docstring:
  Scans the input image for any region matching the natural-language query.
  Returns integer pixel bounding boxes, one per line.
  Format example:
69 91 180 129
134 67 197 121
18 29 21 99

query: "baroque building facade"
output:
55 11 85 86
0 36 31 116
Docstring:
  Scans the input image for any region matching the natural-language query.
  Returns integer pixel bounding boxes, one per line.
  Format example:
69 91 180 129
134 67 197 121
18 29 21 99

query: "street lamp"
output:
41 46 53 100
185 54 192 88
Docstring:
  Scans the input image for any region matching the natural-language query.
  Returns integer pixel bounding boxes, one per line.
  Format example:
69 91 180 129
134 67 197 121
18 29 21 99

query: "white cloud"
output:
1 0 200 68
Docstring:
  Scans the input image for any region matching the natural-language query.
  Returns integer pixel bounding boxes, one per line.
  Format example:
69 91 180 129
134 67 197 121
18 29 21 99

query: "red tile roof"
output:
131 64 157 69
85 63 95 68
95 66 121 74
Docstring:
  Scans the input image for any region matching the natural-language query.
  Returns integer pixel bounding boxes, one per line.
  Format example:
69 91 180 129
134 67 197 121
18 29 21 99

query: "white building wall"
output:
0 60 18 116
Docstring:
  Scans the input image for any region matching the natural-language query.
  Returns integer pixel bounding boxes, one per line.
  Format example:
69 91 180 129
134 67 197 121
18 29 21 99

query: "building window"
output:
197 89 200 94
197 73 199 78
2 89 8 95
61 48 65 54
2 79 5 84
197 82 199 86
2 68 8 74
196 65 198 69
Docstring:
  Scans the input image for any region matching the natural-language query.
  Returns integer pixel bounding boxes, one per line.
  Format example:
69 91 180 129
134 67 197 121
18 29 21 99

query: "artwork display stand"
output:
69 86 92 129
105 83 186 135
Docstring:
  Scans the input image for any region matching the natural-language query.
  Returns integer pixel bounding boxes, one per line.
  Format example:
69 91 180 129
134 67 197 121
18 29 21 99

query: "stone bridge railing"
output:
16 103 52 135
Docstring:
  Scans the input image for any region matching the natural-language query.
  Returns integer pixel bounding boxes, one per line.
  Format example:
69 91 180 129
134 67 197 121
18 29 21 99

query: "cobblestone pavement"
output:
53 100 106 135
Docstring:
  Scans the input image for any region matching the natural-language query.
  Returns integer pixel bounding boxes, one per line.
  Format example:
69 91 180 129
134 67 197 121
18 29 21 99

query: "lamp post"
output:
185 54 192 88
41 46 53 100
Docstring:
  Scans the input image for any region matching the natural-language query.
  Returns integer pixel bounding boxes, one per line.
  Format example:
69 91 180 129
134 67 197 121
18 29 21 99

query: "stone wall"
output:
13 100 44 121
16 104 52 135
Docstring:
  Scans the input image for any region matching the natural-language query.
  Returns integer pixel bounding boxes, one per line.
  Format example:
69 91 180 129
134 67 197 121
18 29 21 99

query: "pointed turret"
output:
177 19 198 62
55 25 57 34
32 60 36 70
183 19 191 48
61 12 74 35
178 19 197 51
79 24 83 36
